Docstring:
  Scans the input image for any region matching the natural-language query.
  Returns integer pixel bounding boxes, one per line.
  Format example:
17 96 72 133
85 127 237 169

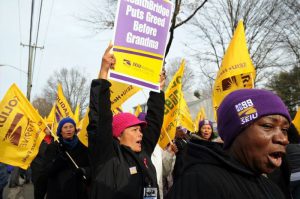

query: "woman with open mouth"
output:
167 88 291 199
87 43 165 199
194 119 215 141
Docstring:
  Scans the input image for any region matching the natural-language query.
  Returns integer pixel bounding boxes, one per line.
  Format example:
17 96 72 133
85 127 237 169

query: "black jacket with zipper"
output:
87 79 165 199
167 139 285 199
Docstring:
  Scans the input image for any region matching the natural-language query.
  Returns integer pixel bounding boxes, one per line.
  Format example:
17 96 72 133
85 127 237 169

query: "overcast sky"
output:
0 0 187 111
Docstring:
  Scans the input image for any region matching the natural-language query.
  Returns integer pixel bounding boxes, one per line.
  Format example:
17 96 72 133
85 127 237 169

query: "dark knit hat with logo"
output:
57 117 76 136
217 89 291 149
199 119 213 130
113 113 147 138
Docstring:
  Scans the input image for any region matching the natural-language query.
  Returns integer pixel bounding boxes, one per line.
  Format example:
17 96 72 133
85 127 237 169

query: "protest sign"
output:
110 0 173 92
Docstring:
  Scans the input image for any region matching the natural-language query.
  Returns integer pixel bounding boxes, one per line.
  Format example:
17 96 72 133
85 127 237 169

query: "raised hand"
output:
160 68 166 91
98 42 116 79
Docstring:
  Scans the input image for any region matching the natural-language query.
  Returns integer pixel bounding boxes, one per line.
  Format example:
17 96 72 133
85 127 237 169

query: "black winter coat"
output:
44 140 90 199
31 140 51 199
87 79 165 199
167 139 285 199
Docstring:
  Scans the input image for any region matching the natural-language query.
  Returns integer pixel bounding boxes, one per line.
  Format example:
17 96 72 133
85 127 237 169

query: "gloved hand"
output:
75 167 87 181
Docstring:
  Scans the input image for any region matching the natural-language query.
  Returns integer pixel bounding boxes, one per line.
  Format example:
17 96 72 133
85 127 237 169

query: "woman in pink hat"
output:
87 43 166 199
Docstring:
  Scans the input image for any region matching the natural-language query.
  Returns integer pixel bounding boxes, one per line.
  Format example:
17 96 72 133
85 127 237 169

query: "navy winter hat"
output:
217 89 291 149
57 117 76 136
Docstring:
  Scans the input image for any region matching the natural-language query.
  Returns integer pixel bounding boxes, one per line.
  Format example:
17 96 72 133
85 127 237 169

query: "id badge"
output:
143 187 157 199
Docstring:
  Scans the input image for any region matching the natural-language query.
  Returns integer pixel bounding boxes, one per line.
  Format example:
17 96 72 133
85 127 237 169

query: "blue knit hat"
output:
57 117 76 136
217 89 291 149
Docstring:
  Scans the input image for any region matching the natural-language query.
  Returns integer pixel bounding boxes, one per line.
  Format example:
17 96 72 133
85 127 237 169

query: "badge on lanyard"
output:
129 166 137 175
143 187 157 199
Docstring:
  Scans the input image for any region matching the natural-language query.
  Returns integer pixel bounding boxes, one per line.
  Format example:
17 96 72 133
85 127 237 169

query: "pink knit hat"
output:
112 113 147 138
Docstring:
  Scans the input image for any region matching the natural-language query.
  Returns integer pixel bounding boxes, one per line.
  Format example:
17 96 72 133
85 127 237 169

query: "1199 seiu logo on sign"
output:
235 99 258 125
123 59 142 68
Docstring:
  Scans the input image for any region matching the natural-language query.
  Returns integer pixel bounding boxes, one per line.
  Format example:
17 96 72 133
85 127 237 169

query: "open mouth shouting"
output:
268 151 285 168
136 140 142 146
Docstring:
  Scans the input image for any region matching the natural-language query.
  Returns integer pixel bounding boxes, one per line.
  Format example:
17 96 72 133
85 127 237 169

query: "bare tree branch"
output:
38 67 90 118
186 0 298 88
175 0 208 28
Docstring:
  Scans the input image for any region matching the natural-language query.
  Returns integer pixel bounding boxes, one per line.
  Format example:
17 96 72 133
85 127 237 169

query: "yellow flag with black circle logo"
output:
212 20 256 120
0 84 46 169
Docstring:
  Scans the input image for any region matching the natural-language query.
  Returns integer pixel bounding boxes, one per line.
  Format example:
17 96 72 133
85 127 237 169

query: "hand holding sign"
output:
159 69 166 91
99 43 116 80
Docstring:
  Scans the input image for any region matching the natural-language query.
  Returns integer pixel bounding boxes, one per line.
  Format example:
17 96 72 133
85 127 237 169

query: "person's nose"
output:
273 128 289 146
138 130 143 138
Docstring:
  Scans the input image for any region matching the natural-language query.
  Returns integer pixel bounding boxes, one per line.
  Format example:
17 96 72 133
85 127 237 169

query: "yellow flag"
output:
212 20 256 119
134 104 143 116
201 107 206 120
45 104 58 136
112 106 123 115
159 60 185 149
194 108 203 132
46 104 55 125
110 80 141 111
194 107 206 132
178 95 194 132
77 108 89 147
56 84 74 122
0 84 47 169
293 108 300 134
74 104 80 124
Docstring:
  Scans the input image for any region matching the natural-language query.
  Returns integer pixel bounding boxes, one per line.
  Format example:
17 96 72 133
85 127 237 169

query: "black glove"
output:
75 167 87 181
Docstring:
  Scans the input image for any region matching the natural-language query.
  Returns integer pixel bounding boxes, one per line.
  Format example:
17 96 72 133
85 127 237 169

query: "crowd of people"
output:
0 44 299 199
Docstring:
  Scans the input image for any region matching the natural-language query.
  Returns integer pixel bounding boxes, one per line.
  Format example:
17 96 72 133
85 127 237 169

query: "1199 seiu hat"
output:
217 89 291 149
198 119 213 130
